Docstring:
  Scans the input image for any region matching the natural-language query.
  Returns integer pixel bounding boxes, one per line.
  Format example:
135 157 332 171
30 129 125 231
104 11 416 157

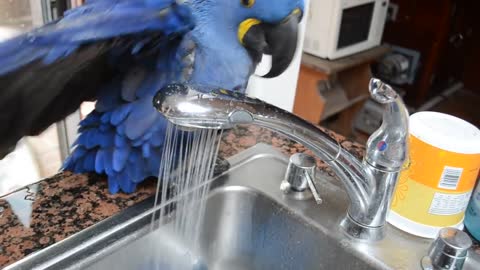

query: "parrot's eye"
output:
241 0 255 8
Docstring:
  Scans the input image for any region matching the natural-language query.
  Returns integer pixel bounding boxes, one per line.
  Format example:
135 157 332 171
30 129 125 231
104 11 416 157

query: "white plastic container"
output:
388 112 480 238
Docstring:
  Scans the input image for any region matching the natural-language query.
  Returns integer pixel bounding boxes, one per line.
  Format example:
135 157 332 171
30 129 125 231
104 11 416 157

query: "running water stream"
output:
148 122 223 269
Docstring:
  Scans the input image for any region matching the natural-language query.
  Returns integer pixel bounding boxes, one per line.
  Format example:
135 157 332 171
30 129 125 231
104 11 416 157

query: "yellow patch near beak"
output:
238 18 261 45
293 8 302 16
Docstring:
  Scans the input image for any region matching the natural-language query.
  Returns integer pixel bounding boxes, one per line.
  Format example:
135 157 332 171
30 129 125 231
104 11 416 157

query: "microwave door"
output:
337 2 375 50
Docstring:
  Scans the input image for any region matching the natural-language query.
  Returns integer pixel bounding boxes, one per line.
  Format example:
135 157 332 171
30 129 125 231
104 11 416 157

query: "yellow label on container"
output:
391 135 480 227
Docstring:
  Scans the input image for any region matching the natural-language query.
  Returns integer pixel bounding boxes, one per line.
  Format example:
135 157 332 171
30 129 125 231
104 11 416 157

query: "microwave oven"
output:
304 0 389 60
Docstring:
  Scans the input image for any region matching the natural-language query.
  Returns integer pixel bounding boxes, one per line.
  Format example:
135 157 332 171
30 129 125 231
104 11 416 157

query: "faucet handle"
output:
305 168 322 204
365 79 409 171
280 153 322 204
369 78 399 104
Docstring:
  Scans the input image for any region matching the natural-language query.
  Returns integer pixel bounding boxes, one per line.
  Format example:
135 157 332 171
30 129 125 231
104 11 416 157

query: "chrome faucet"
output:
153 79 409 241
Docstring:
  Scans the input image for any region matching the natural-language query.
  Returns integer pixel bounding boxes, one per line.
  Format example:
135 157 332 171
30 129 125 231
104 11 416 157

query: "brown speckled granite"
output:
0 125 477 268
0 172 157 267
219 125 365 178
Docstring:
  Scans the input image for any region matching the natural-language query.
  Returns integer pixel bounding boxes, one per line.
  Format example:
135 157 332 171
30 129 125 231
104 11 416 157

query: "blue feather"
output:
142 143 151 158
95 82 123 112
99 124 110 132
124 97 159 140
108 175 120 194
141 130 153 141
113 144 131 172
71 146 87 159
100 130 115 148
118 173 136 193
132 138 146 147
74 158 84 173
43 45 79 64
128 150 141 163
100 112 112 124
128 158 145 183
63 146 83 171
78 128 113 149
0 38 48 75
76 129 93 149
122 68 146 102
110 104 132 126
95 149 106 174
0 0 194 78
83 152 96 171
117 122 126 135
114 134 128 147
103 149 115 176
136 70 167 98
79 112 101 127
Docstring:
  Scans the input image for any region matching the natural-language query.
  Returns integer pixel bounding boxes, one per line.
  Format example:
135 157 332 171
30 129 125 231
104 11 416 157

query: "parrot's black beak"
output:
239 9 302 78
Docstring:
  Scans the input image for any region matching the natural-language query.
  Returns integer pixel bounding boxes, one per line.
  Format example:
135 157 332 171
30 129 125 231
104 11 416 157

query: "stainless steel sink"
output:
6 144 480 270
85 188 373 270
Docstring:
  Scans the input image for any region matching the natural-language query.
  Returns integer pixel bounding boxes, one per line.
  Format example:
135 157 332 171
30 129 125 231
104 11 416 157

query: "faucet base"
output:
340 215 385 241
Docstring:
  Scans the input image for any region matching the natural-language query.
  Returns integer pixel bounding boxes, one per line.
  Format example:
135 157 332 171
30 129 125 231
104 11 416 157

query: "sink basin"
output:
85 188 373 270
6 144 480 270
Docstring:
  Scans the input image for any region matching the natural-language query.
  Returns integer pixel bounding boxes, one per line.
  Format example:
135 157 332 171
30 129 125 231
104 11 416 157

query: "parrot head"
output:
236 0 304 78
188 0 304 80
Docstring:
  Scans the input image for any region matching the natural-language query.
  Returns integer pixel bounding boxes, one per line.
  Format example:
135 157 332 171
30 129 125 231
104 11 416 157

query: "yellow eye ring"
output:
241 0 255 8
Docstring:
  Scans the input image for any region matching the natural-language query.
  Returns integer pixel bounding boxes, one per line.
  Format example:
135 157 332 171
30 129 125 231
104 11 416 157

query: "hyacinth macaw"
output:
0 0 304 193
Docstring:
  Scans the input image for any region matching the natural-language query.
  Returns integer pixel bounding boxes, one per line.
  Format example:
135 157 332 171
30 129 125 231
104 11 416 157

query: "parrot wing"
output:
0 0 194 158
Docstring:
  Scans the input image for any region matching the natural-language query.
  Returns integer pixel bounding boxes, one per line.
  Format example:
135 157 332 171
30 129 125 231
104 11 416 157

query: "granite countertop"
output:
0 125 477 268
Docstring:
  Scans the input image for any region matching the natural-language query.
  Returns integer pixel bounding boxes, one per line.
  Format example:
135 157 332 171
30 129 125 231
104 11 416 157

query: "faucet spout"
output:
153 79 409 241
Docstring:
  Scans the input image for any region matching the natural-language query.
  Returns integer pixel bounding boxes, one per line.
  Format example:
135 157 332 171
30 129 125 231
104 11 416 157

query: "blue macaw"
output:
0 0 304 193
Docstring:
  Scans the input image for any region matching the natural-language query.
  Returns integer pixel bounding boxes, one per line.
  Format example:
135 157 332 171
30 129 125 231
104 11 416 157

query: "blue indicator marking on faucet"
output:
377 141 387 152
